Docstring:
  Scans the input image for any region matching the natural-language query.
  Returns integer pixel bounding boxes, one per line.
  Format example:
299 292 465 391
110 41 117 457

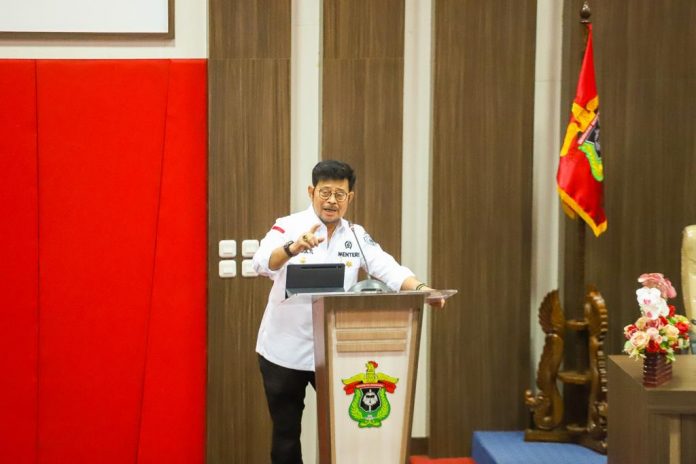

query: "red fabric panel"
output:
0 58 206 464
36 60 170 463
410 457 476 464
0 60 39 464
135 60 207 464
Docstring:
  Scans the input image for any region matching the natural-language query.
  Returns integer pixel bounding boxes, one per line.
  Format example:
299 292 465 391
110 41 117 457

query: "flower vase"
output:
642 352 672 387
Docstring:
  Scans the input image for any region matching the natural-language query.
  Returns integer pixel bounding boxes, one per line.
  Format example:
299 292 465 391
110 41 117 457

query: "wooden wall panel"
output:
561 0 696 357
209 0 291 60
683 415 696 464
207 1 291 463
430 0 536 457
322 0 404 261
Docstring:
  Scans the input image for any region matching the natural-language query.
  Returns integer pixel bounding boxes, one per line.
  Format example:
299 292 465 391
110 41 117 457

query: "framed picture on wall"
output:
0 0 174 39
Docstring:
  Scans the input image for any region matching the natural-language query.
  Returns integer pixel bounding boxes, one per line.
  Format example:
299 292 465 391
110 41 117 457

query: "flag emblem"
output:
557 24 607 237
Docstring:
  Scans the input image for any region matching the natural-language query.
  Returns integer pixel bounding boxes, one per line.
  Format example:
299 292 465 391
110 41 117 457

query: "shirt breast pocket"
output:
342 257 361 288
290 250 316 265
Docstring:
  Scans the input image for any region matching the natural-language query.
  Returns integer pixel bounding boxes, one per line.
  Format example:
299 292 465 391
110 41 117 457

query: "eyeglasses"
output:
316 187 349 203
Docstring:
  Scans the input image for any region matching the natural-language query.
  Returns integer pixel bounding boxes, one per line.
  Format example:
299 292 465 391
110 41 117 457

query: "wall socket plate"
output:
241 259 258 277
241 239 259 257
218 260 236 278
219 240 236 258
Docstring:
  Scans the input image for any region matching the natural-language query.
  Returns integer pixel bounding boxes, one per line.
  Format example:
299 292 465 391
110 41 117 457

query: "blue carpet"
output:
472 431 607 464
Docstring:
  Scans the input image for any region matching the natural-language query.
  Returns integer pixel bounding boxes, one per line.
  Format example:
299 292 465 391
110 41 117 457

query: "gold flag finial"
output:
580 1 592 24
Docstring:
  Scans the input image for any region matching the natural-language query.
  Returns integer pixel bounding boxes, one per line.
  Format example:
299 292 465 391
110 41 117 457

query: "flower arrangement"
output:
623 273 691 362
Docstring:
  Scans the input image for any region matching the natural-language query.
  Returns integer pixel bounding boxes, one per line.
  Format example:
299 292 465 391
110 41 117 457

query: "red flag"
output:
557 24 607 237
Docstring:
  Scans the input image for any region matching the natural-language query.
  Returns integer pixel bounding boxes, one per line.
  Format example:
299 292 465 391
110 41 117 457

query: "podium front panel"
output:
313 294 424 464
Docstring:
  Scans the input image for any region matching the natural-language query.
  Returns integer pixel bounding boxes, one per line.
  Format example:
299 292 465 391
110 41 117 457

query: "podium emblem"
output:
341 360 398 428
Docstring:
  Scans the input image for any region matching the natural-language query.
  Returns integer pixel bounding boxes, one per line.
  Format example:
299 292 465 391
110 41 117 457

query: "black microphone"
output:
348 223 391 293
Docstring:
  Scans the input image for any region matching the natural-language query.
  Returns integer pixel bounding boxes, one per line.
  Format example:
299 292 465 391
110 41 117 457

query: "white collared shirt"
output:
252 205 414 371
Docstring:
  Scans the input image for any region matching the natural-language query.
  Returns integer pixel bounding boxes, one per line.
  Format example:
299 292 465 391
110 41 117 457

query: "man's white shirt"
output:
252 205 414 371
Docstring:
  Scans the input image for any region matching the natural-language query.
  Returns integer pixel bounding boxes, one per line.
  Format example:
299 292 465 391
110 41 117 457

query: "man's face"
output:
308 178 353 226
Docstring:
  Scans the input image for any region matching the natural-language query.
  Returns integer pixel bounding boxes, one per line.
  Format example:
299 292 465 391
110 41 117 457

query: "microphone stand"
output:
347 224 392 293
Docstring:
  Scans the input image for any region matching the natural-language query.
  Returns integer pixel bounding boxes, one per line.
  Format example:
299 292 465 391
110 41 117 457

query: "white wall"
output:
0 0 207 58
291 3 322 461
530 0 564 384
401 0 433 439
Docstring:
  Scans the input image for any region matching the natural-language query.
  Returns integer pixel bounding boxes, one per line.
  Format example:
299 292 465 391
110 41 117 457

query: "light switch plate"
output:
241 259 258 277
219 240 237 258
219 260 236 278
241 239 259 258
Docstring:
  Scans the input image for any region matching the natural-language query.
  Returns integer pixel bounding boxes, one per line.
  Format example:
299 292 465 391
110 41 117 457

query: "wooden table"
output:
608 355 696 464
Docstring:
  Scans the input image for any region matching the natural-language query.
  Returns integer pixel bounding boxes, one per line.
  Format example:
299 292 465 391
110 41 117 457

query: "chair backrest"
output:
682 225 696 322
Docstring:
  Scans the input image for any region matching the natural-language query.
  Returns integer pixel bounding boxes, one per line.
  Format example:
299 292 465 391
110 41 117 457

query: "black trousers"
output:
258 355 316 464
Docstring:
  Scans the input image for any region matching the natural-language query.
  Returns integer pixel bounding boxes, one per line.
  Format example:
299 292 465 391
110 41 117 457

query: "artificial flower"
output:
629 331 649 350
638 273 677 299
623 273 690 363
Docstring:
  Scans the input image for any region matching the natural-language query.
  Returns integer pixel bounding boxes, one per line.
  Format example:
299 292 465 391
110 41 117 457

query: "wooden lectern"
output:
312 292 425 464
608 355 696 464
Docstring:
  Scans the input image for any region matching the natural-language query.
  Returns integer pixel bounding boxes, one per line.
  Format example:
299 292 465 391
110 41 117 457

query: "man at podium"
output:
252 160 440 464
